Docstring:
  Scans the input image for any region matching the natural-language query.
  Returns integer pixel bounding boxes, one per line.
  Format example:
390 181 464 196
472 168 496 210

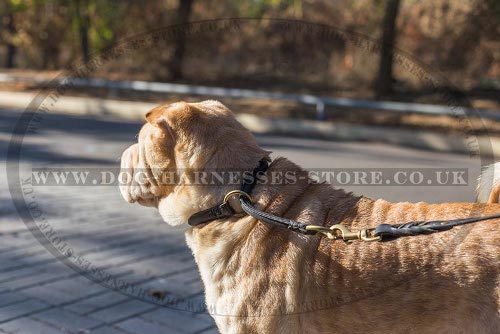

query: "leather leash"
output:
188 159 500 242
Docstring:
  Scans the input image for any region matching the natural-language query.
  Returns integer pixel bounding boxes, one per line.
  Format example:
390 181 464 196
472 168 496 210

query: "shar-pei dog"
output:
120 100 499 333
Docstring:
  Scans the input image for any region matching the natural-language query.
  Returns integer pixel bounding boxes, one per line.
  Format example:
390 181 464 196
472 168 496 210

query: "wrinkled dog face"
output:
119 106 177 207
119 100 268 226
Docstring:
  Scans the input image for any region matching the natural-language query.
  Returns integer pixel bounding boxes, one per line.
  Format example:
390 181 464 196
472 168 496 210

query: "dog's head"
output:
119 100 269 226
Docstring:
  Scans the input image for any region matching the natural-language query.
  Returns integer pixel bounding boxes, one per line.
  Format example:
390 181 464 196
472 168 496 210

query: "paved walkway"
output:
0 107 482 333
0 108 218 334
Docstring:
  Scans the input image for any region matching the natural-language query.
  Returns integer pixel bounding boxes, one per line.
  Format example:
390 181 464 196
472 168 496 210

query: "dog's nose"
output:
119 144 139 203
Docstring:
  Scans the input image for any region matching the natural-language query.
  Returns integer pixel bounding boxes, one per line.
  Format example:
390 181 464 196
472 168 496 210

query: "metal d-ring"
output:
223 190 252 215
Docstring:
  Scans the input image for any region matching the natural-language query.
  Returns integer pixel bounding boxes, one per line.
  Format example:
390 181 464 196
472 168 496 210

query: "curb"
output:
1 91 498 158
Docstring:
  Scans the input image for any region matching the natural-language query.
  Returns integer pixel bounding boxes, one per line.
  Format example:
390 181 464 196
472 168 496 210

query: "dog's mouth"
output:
136 196 159 208
119 143 159 206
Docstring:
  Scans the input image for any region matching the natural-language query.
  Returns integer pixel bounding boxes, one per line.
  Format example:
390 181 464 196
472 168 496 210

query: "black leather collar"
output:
187 159 269 226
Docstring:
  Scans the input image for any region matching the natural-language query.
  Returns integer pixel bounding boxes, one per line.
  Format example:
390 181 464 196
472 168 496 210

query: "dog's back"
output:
477 162 500 203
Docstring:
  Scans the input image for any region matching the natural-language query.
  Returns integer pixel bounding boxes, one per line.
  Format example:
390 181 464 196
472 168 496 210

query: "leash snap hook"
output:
305 224 382 242
305 224 352 240
330 224 360 241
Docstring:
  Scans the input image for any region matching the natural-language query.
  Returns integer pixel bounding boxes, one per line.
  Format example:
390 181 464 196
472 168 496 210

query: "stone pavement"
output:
0 107 482 333
0 181 219 334
0 107 219 334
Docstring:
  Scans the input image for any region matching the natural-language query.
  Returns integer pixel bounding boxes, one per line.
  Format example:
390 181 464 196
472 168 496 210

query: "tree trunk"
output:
4 12 17 68
375 0 401 98
76 0 90 64
169 0 194 80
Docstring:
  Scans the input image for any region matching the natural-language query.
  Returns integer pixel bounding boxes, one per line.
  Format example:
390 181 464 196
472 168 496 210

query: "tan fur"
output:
477 163 500 204
120 101 500 333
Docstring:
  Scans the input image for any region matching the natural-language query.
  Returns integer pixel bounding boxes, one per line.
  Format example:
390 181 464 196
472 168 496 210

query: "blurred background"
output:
0 1 499 334
1 0 500 119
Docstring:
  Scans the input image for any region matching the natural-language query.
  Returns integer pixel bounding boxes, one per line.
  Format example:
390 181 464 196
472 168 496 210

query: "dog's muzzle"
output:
119 143 157 207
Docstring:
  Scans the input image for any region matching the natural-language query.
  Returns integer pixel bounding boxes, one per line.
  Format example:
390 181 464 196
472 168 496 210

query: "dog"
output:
120 100 500 333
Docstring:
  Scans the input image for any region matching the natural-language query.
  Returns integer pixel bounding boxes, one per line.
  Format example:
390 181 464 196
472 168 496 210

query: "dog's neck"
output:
157 145 268 226
184 158 365 316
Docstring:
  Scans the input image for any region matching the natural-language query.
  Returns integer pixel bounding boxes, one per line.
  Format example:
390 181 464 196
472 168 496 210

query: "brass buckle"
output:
223 190 252 215
305 224 381 242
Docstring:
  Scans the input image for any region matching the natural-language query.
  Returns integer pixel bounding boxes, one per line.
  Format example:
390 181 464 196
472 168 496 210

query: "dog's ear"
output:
145 104 182 141
145 106 170 129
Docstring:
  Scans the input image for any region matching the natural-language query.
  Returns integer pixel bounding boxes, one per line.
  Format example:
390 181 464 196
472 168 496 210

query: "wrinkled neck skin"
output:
184 158 499 334
185 158 361 331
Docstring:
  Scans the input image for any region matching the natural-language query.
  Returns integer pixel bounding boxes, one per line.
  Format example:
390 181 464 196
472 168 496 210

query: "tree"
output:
375 0 401 98
1 0 27 68
75 0 90 64
168 0 194 80
4 10 16 68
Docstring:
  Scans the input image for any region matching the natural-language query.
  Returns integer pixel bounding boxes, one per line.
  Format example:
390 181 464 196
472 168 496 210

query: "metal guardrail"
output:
1 73 499 122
